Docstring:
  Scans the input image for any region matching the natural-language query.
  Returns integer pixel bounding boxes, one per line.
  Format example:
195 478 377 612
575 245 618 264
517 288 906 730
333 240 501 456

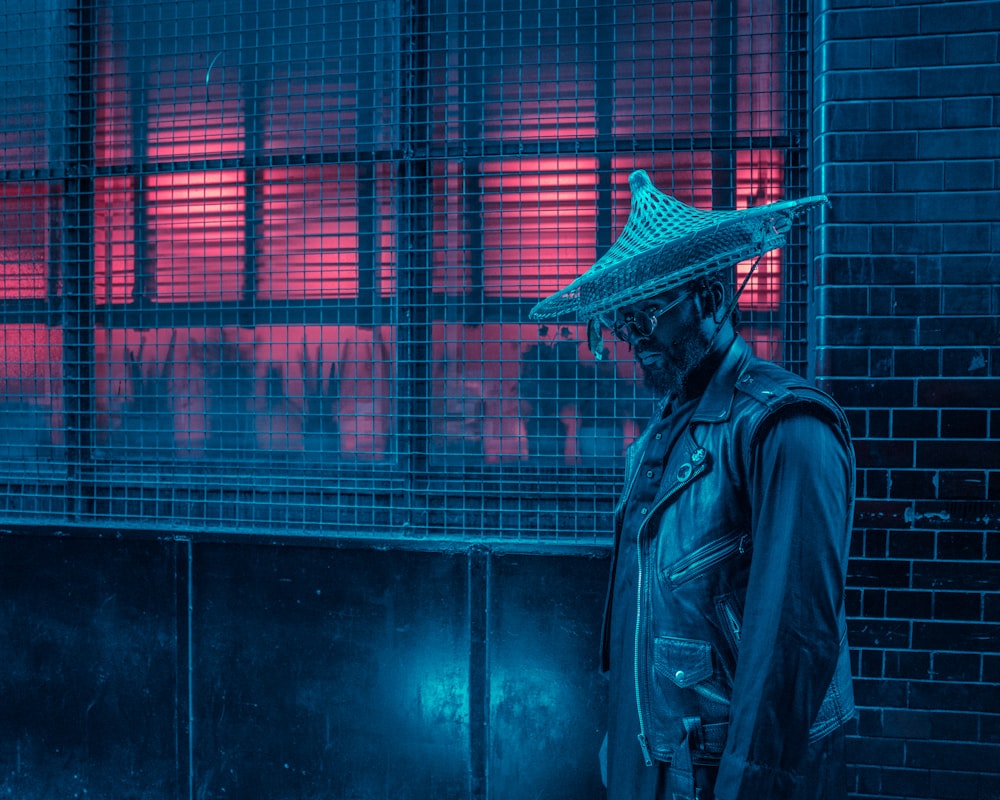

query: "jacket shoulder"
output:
735 358 807 405
733 357 852 443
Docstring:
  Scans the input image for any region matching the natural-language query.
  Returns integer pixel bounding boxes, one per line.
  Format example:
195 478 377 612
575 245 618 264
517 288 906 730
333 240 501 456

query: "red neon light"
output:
95 24 131 167
260 166 360 300
735 0 784 136
146 69 244 161
94 176 135 305
481 157 599 298
146 170 246 303
736 150 784 311
612 1 714 137
0 183 52 300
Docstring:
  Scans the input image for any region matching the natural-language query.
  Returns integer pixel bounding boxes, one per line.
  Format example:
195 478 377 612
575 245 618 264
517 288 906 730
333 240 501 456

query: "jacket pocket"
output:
653 636 714 688
663 530 751 587
652 636 731 717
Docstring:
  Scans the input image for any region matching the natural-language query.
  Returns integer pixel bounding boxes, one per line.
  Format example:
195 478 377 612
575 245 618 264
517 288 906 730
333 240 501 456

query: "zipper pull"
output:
637 733 653 767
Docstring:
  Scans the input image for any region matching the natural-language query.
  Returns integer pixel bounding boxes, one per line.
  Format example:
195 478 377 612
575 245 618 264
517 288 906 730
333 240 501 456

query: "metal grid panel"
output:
0 0 809 542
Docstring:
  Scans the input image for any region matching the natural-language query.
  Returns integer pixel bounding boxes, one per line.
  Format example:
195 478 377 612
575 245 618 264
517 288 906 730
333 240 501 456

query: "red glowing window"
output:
735 150 785 311
95 25 131 168
743 326 784 362
146 170 246 304
612 0 714 138
262 70 359 153
0 323 63 400
0 323 64 452
146 67 244 162
0 183 55 300
430 321 651 466
480 9 598 142
94 323 395 462
735 0 785 136
260 166 360 301
481 157 598 298
376 163 398 298
94 176 135 306
431 161 474 295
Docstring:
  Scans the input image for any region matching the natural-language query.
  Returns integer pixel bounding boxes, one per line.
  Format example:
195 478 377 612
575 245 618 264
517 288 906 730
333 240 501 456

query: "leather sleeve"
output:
713 409 853 800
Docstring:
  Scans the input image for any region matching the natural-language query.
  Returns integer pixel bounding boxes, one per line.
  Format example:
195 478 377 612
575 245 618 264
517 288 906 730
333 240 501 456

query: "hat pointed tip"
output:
629 169 652 189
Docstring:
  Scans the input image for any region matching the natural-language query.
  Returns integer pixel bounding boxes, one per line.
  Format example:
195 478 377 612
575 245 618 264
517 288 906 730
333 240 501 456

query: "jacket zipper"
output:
721 599 742 646
634 521 653 766
625 401 681 768
667 533 750 587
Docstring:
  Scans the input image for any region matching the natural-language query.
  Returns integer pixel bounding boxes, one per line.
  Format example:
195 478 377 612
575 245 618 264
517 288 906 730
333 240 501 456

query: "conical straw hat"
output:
529 170 828 321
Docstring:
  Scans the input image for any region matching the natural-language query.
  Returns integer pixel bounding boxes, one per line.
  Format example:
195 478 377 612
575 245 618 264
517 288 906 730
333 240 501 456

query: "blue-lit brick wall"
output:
814 2 1000 798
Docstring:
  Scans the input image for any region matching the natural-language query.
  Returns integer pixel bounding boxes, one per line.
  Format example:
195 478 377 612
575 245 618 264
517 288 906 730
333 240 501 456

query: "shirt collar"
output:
689 335 753 424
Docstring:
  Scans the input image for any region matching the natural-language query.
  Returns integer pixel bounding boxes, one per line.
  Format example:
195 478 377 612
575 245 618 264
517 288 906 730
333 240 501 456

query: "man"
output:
530 171 855 800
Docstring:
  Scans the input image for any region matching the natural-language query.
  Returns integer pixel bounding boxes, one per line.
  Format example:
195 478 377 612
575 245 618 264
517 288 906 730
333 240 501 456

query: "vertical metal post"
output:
594 0 617 257
63 0 98 517
461 0 485 326
468 544 490 800
241 55 262 328
712 0 737 213
397 0 433 475
786 0 813 375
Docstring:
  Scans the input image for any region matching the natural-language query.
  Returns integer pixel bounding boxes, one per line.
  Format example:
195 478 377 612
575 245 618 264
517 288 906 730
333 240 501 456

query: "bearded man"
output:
530 171 856 800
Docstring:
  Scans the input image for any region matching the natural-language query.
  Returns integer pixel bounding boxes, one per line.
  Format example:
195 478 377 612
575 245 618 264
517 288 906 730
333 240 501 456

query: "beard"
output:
636 324 712 399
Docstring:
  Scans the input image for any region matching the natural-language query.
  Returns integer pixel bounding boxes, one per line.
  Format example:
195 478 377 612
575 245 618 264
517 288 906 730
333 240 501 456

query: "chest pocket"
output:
662 531 752 588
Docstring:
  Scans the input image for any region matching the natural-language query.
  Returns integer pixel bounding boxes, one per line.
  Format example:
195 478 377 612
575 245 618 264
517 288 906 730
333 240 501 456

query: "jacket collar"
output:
688 334 753 424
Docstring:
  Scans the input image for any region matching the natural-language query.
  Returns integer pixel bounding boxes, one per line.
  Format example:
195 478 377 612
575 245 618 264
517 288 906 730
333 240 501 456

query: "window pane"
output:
481 157 598 298
95 324 396 463
735 149 784 311
146 170 246 304
95 176 136 306
0 323 63 475
430 321 653 468
612 1 714 138
260 166 360 301
0 183 58 301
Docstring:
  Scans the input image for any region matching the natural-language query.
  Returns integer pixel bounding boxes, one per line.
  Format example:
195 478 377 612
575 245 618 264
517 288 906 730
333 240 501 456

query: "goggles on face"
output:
599 291 692 343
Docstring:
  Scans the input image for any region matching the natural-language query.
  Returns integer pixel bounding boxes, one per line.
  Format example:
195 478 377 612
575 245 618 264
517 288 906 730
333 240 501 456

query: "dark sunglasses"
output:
601 292 691 343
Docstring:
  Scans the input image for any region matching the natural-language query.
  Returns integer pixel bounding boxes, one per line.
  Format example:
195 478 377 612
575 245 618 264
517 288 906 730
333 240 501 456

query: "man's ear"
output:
708 280 726 322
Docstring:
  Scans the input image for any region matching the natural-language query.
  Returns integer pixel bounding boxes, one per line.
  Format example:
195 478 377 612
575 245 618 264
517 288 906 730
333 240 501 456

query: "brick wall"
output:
813 2 1000 798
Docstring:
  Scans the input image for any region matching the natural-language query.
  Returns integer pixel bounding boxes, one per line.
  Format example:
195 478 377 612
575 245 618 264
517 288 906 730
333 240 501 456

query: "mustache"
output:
635 339 670 358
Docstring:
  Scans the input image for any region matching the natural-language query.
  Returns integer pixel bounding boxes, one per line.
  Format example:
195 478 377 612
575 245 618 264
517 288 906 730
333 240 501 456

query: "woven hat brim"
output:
529 193 828 321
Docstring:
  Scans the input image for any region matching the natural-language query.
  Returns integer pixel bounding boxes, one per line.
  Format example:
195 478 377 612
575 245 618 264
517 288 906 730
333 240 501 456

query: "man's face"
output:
607 289 711 397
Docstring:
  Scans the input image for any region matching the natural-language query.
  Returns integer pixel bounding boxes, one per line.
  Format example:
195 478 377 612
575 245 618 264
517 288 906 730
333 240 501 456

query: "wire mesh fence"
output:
0 0 809 542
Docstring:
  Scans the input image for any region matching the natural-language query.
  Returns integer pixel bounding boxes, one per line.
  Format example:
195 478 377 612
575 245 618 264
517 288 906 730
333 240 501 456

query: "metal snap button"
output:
675 670 685 683
676 463 693 482
691 448 705 464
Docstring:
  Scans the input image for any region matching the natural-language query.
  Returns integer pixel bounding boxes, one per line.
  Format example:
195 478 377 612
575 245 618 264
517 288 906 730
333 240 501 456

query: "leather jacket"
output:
601 336 856 799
